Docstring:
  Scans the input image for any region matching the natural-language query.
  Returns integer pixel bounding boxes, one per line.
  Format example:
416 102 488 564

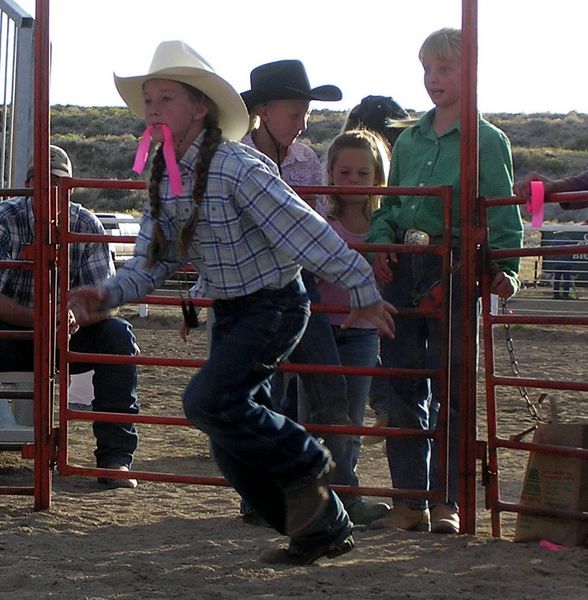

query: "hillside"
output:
50 106 588 222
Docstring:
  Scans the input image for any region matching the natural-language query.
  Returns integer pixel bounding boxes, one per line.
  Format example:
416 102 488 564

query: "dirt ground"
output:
1 303 586 600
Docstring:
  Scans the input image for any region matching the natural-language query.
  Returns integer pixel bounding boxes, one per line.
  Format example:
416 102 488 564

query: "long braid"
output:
147 145 167 267
177 113 223 256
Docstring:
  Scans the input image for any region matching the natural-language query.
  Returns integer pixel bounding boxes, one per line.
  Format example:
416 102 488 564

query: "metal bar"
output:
490 315 588 326
492 437 588 459
12 14 34 187
64 349 440 379
0 486 34 495
7 20 16 185
57 174 73 478
459 0 480 535
32 0 52 511
495 500 588 523
0 259 34 268
0 0 34 23
1 14 12 186
484 190 588 208
480 260 503 537
491 375 588 393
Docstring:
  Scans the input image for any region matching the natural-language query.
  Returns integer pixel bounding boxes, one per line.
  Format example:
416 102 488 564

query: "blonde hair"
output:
419 27 461 63
246 111 261 134
324 129 389 220
146 84 222 266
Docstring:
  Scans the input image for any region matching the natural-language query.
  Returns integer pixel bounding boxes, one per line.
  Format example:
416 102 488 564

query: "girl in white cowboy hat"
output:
68 40 396 565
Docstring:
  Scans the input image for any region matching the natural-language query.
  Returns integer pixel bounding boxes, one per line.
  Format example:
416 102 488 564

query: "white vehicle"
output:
95 212 140 266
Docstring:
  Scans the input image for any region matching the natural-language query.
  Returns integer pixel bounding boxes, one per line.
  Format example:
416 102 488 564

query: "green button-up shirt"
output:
367 110 523 277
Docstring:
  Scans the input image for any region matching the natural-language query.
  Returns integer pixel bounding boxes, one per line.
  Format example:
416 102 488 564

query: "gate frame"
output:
4 0 484 525
12 0 587 544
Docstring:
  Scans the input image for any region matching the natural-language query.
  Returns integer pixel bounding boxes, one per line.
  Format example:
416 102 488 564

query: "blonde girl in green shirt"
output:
367 28 523 535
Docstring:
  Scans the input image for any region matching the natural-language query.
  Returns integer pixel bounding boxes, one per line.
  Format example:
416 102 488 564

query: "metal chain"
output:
499 297 546 422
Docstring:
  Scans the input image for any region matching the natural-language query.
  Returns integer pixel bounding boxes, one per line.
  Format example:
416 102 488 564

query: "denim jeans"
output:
553 264 572 298
332 326 379 480
182 275 350 543
374 252 475 510
298 325 378 492
0 317 140 468
268 371 299 420
280 271 354 496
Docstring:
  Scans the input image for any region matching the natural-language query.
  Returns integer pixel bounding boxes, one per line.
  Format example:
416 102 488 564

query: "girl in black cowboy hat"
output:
241 60 393 527
241 59 341 203
240 59 342 521
69 40 396 565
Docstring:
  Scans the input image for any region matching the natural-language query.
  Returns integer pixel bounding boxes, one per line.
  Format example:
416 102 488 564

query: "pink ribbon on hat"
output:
132 124 184 196
526 180 545 229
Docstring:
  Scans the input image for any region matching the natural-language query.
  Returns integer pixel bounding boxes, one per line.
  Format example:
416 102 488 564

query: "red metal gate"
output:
2 0 586 543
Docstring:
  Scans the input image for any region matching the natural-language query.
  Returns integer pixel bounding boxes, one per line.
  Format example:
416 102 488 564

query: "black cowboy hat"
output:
241 59 342 110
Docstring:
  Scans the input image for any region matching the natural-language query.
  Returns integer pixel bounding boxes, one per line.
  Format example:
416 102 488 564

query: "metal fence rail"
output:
0 0 34 188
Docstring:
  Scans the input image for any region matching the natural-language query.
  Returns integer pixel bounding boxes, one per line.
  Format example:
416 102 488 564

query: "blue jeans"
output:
299 325 378 492
268 371 298 420
0 317 140 468
374 252 474 510
277 271 353 496
182 275 350 544
332 326 379 480
553 263 572 297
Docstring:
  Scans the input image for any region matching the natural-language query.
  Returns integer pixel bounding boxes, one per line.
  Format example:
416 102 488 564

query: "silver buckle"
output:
404 229 430 245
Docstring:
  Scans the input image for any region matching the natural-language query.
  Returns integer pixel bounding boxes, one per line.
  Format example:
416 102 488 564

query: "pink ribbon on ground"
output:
538 539 569 552
527 180 545 229
132 124 184 196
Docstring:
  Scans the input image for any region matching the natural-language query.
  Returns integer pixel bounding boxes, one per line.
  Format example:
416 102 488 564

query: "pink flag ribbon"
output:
538 539 569 552
527 180 545 229
132 125 154 175
132 124 184 197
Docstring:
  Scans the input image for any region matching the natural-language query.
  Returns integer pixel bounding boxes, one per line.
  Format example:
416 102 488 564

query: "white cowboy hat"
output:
114 40 249 141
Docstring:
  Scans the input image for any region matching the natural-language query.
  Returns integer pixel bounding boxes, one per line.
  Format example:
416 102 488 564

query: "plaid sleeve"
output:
70 207 115 288
236 162 381 308
0 222 13 292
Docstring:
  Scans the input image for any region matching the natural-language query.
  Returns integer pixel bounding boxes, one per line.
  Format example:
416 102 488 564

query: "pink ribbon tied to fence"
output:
526 180 545 229
132 124 184 196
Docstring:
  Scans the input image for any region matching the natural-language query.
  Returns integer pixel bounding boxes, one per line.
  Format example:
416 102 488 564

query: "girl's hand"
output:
342 300 397 339
372 252 396 284
68 287 109 326
67 308 79 337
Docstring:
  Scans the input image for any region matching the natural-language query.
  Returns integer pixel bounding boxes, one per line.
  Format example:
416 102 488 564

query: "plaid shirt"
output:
104 134 381 310
0 196 114 307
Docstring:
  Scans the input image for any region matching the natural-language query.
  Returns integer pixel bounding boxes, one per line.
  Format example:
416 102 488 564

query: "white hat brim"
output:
114 67 249 141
